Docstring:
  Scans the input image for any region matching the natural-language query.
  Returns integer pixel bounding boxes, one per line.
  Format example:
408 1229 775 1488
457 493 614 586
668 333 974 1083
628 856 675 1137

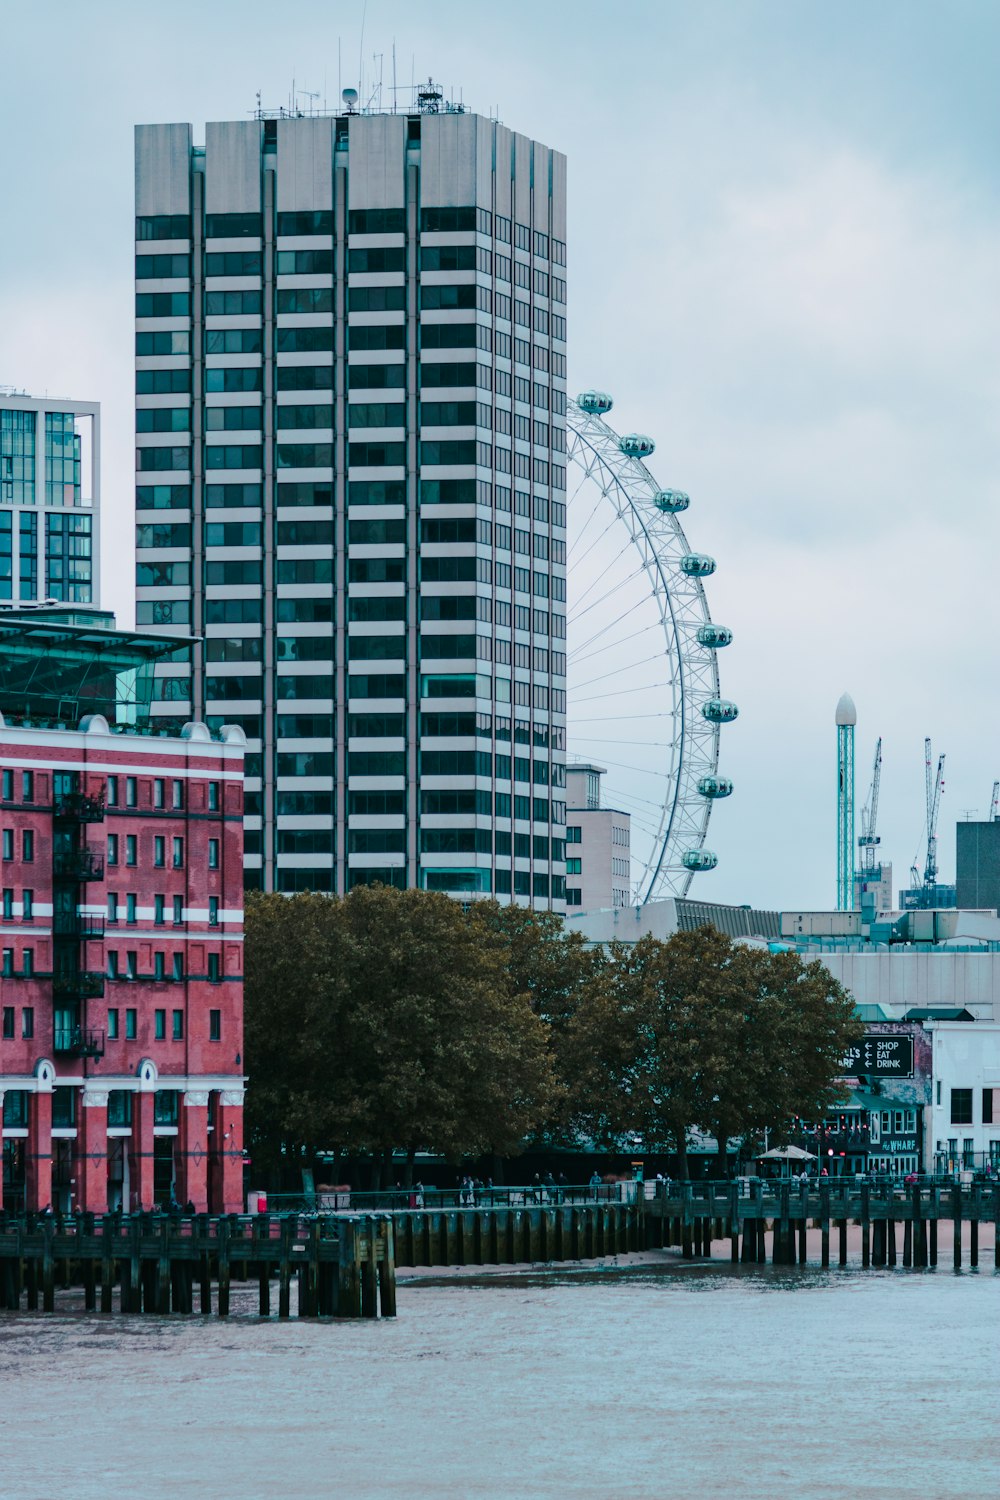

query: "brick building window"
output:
22 830 33 862
155 1009 166 1040
126 777 137 807
209 897 219 926
2 948 12 976
172 780 184 810
107 775 118 806
172 953 184 981
154 779 165 808
22 948 32 976
172 837 184 868
2 830 12 860
2 1007 13 1038
208 839 219 869
1 770 11 800
208 782 219 811
126 1008 137 1040
154 1090 179 1126
209 1009 221 1041
22 890 33 920
126 836 137 866
172 1009 183 1040
108 833 118 865
154 837 165 867
21 1007 33 1038
207 953 220 983
108 1008 119 1039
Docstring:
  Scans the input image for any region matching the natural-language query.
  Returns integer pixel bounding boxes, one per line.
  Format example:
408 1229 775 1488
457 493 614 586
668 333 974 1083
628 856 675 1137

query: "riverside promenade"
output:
2 1180 996 1322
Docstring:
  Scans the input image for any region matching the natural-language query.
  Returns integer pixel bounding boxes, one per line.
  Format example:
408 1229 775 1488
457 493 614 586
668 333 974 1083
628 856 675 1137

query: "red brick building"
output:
0 608 246 1214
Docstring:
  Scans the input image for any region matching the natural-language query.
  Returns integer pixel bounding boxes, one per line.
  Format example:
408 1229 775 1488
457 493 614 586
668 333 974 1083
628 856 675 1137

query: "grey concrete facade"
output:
134 107 568 905
956 820 1000 912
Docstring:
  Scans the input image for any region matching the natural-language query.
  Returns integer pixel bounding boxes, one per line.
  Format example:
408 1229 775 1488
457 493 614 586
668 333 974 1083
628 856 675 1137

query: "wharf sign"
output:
841 1036 914 1078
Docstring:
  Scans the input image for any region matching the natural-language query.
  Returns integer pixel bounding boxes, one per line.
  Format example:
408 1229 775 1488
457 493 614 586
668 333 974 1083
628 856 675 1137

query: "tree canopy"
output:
244 886 556 1181
245 896 863 1183
562 927 864 1175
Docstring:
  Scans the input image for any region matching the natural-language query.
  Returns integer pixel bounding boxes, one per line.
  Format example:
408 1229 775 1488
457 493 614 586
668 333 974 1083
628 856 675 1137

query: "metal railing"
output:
53 791 106 822
261 1182 642 1214
53 848 105 881
53 1026 105 1059
53 912 105 940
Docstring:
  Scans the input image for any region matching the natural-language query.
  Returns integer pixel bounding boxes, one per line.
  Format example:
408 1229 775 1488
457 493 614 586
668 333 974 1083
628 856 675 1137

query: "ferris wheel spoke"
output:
568 619 661 668
569 564 649 627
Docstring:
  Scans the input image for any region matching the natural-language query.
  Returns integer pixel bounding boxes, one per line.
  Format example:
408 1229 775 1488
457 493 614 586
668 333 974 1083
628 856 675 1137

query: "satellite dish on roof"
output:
342 87 358 111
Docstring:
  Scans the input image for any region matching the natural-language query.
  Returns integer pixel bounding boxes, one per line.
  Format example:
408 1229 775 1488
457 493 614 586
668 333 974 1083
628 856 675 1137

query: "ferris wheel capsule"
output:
680 553 716 577
577 390 614 414
696 624 733 648
702 699 739 723
653 490 690 514
619 433 655 458
682 849 718 871
697 776 734 799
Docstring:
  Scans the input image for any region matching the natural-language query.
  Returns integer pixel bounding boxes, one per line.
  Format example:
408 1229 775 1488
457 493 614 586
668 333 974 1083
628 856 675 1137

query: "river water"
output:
1 1260 997 1499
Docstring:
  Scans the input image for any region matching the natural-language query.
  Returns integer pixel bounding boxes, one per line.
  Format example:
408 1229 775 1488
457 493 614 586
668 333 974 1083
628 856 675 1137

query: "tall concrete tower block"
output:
836 692 856 910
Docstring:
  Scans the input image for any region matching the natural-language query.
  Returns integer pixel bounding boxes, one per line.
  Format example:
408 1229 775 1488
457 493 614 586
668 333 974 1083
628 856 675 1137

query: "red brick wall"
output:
0 724 246 1213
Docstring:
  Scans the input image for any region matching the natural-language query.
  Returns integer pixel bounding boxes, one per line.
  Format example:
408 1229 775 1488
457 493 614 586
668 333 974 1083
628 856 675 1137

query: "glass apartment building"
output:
0 393 99 605
134 102 568 904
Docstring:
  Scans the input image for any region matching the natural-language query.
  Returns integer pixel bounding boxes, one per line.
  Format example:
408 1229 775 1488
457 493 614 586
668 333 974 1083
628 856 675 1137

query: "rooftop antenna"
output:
342 87 359 113
358 1 367 107
392 40 397 112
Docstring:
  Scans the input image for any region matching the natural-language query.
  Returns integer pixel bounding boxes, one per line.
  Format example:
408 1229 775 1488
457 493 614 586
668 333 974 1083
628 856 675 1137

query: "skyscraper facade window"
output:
0 394 99 605
135 104 567 907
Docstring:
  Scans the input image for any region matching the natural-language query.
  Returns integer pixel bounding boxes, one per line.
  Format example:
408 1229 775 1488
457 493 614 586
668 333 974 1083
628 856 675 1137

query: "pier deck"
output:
647 1181 1000 1267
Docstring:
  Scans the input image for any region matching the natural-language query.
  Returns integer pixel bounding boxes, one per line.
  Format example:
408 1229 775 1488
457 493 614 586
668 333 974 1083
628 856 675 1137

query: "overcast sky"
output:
1 0 998 910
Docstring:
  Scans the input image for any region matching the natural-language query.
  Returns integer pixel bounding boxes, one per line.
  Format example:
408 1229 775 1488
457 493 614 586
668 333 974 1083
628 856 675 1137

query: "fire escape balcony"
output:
52 912 106 941
53 971 106 1001
53 791 106 823
53 848 105 881
53 1025 106 1059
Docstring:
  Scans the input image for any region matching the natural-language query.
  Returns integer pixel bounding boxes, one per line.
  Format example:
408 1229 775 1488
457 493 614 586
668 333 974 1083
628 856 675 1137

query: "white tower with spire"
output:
836 692 856 910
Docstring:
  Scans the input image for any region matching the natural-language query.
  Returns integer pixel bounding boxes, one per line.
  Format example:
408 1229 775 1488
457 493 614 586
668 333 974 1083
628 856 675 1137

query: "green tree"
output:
562 926 864 1177
243 890 352 1174
467 899 602 1144
691 943 863 1176
244 885 557 1186
563 929 727 1176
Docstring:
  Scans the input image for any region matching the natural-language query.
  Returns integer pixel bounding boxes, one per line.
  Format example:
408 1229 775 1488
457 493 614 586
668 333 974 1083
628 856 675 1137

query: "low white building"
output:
925 1021 1000 1174
565 764 631 915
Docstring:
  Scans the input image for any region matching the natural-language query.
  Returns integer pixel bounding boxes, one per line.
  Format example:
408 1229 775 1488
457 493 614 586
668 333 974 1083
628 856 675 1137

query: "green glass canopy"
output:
0 607 189 730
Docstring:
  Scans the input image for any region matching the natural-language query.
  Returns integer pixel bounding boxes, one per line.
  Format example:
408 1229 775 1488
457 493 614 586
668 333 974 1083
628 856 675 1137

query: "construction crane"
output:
991 781 999 822
910 738 946 896
858 738 882 874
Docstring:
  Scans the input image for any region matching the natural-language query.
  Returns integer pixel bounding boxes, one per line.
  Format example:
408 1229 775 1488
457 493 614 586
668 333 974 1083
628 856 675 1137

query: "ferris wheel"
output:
565 392 737 903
